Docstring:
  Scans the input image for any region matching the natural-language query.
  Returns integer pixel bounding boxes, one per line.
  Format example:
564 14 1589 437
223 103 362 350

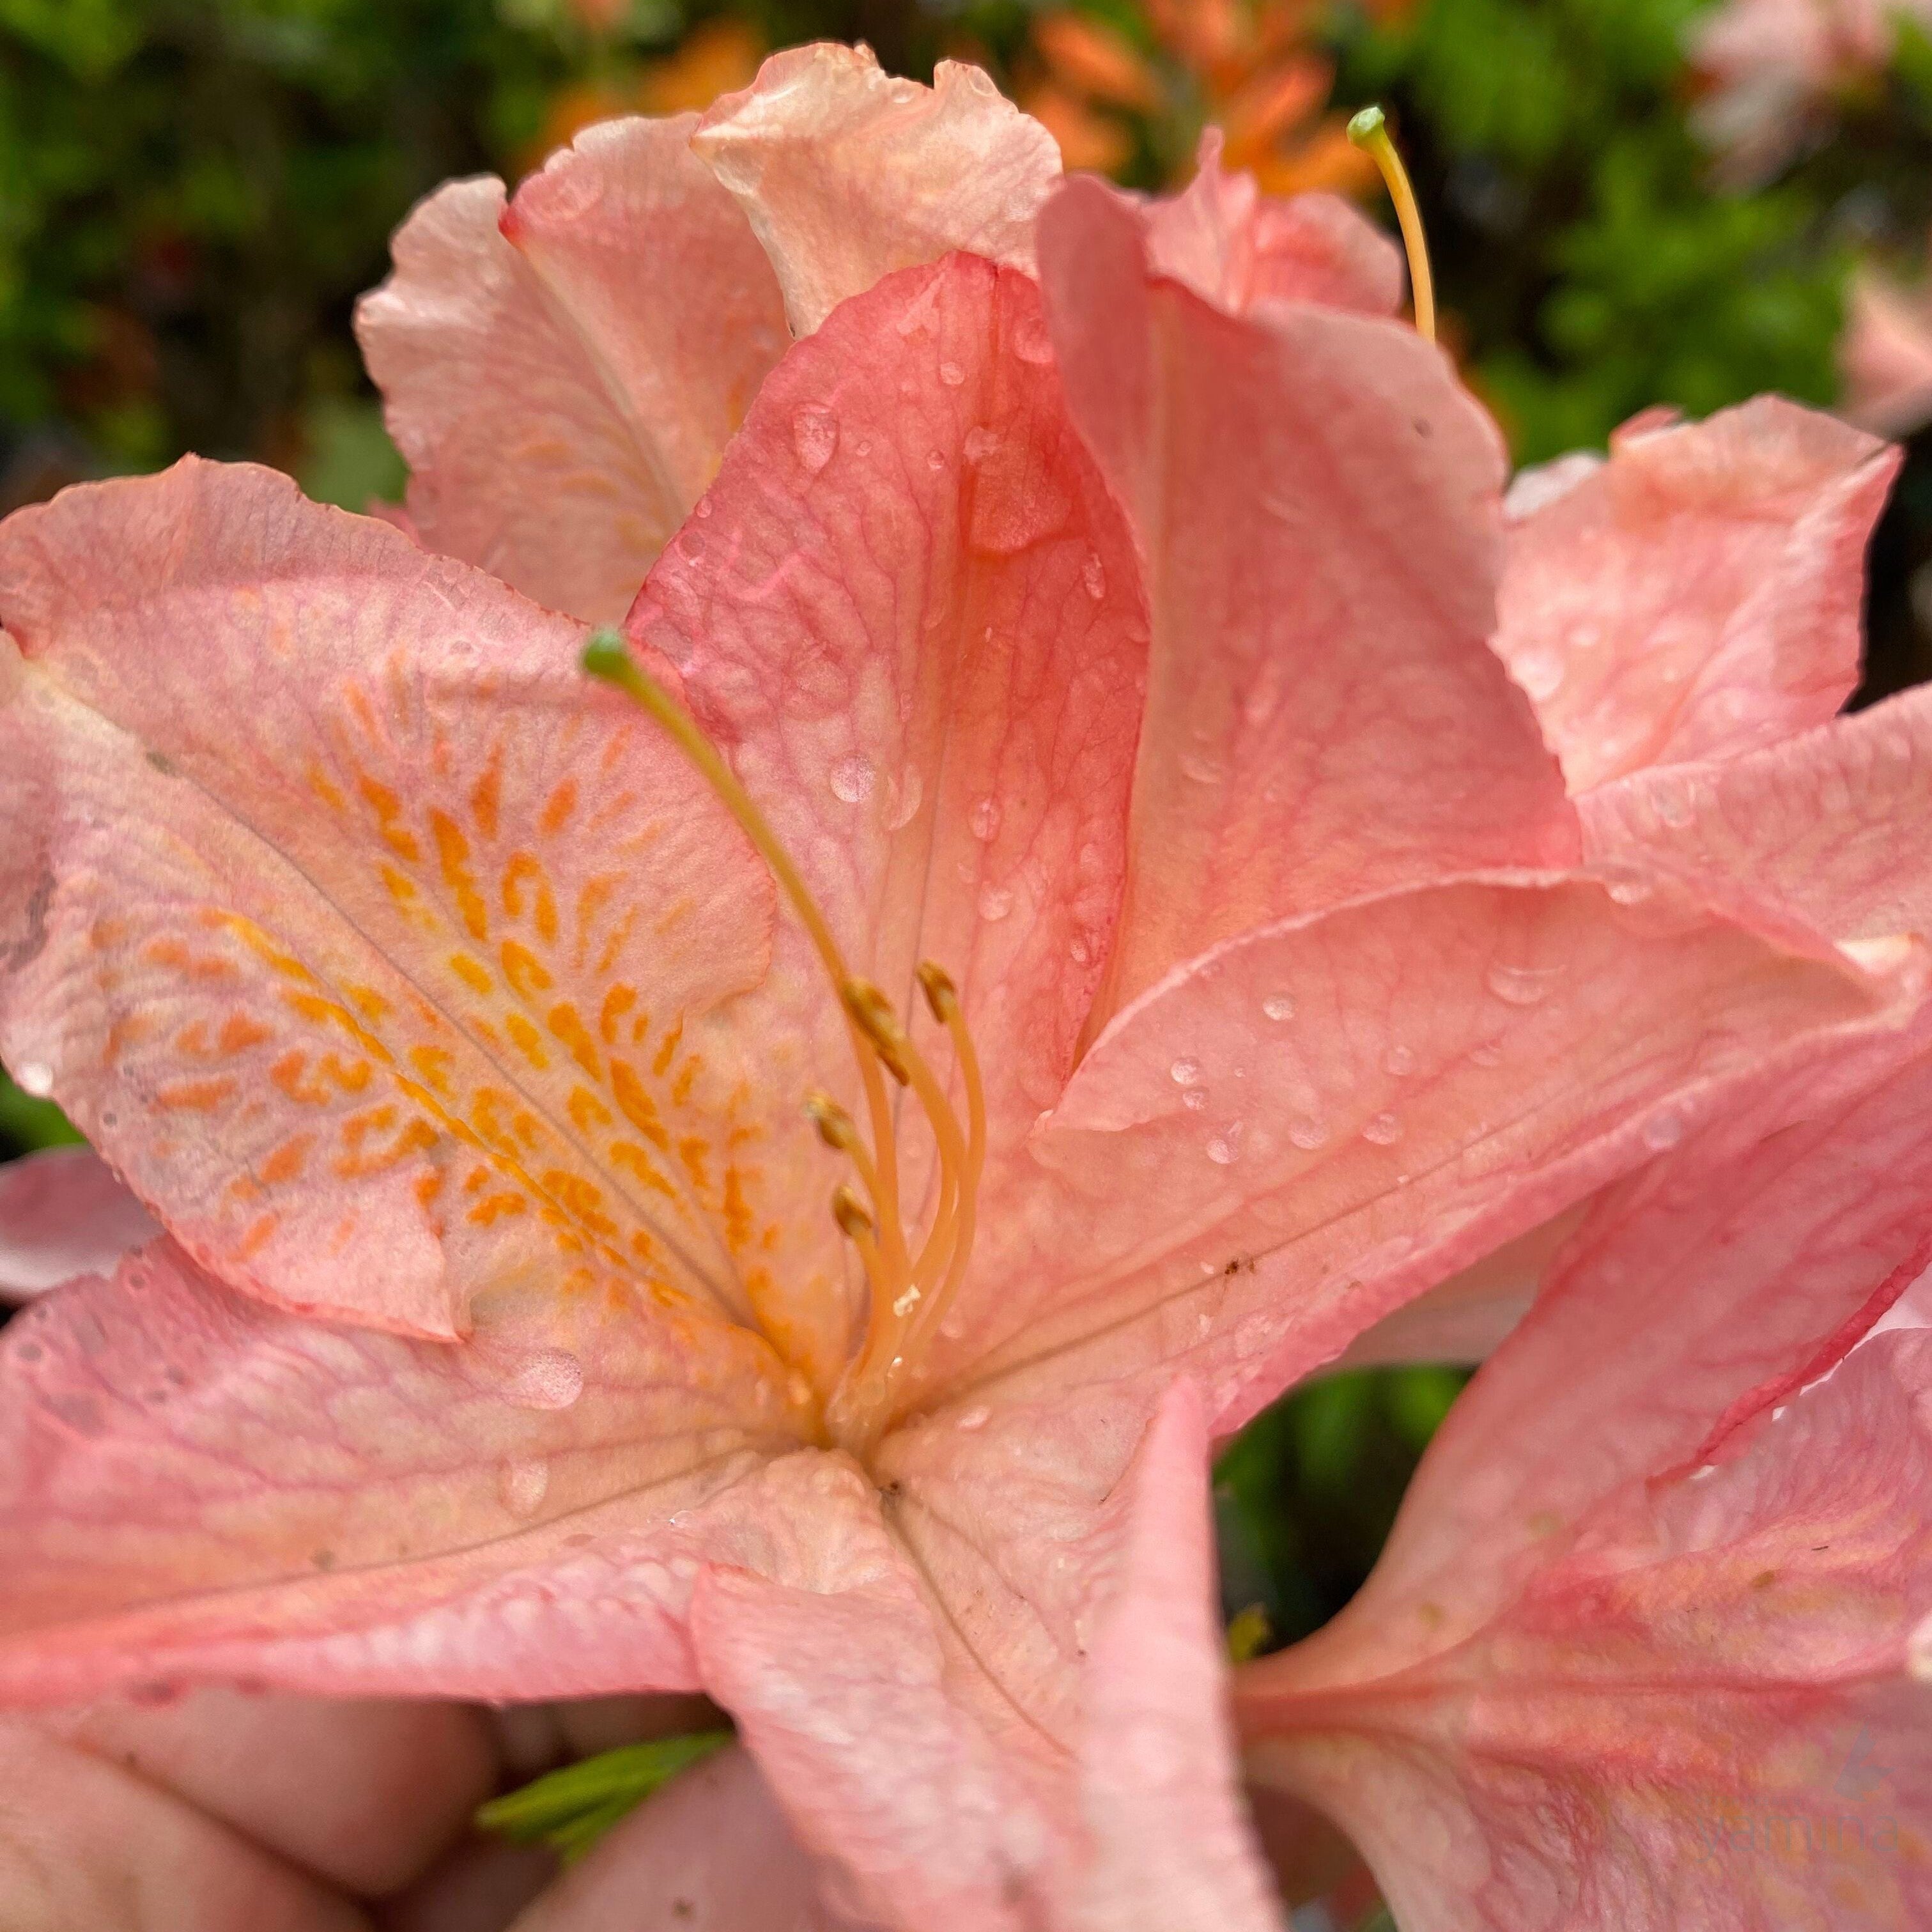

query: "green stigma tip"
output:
1347 104 1386 145
582 629 631 679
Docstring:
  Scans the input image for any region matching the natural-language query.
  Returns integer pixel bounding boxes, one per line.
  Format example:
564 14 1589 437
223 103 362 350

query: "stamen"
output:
583 633 992 1453
585 632 911 1283
1347 105 1436 344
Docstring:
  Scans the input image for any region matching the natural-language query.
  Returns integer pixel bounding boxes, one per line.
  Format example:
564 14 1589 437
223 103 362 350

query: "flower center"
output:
585 633 984 1458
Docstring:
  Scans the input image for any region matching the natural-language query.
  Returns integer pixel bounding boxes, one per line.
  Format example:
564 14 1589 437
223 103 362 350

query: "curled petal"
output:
694 45 1063 336
1038 175 1577 1012
0 1147 156 1302
357 116 787 624
1497 398 1897 791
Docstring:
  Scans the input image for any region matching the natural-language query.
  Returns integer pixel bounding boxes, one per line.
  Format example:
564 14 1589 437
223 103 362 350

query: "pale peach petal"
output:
1037 176 1577 1014
1055 1380 1283 1931
357 116 787 625
1582 681 1932 948
1496 398 1897 791
0 460 858 1363
946 873 1919 1428
0 1147 157 1301
693 45 1062 336
0 1240 798 1707
626 252 1145 1209
1141 134 1403 318
1242 1037 1932 1930
1842 261 1932 437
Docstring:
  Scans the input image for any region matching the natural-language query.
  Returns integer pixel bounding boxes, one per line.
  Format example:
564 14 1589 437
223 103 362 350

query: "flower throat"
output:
585 633 984 1458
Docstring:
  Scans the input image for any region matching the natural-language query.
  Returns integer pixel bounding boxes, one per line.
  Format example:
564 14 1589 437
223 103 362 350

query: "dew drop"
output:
968 794 1002 841
1178 750 1224 785
885 767 923 830
938 360 966 387
498 1458 550 1517
1653 785 1696 829
790 405 838 475
1383 1044 1416 1076
1641 1109 1684 1152
13 1060 52 1098
927 449 947 472
977 884 1013 922
1362 1111 1402 1145
504 1350 583 1411
1013 311 1054 364
962 425 1000 462
1206 1124 1243 1164
1287 1115 1329 1150
830 754 876 805
1261 993 1295 1023
1605 874 1654 906
1081 552 1106 600
1170 1057 1203 1085
955 1405 990 1432
1069 934 1092 966
1486 962 1560 1007
1470 1039 1504 1068
694 497 713 520
1513 647 1565 702
1570 621 1602 651
1182 1087 1209 1111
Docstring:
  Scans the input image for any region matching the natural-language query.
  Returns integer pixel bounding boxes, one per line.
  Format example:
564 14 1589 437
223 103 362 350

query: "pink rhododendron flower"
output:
3 43 1928 1926
1841 250 1932 436
0 1147 156 1302
1690 0 1932 181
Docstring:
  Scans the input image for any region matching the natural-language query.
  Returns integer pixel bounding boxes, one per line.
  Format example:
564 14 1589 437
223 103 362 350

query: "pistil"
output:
585 633 986 1458
1348 105 1436 344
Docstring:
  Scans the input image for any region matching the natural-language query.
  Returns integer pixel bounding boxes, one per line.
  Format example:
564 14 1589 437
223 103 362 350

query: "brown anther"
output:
840 980 912 1085
831 1184 876 1242
916 961 959 1024
805 1092 857 1152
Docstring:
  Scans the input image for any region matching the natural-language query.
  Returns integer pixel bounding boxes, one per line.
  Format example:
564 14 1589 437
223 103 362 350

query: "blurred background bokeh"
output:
6 0 1932 1687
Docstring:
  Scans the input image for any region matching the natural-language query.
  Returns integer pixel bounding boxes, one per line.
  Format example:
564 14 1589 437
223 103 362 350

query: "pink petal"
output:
0 1147 157 1302
1582 681 1932 947
1141 134 1403 317
693 45 1062 336
1054 1380 1283 1931
1842 262 1932 437
357 115 787 624
1037 175 1577 1014
1496 398 1897 791
1241 1039 1932 1929
0 1239 799 1706
0 460 859 1362
626 252 1145 1210
949 872 1920 1433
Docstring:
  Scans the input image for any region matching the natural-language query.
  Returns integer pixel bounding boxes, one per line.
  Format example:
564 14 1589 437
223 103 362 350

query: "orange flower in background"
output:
1021 0 1414 189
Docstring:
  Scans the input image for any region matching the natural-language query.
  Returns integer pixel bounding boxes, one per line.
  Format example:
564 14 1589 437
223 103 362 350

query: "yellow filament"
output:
1347 105 1435 344
584 633 910 1284
585 633 989 1440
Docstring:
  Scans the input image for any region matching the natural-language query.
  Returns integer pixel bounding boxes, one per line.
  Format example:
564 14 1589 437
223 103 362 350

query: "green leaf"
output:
475 1732 732 1864
0 1072 85 1155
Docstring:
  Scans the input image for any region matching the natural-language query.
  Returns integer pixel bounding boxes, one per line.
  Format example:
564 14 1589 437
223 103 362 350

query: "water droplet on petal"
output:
1288 1115 1329 1150
1362 1111 1402 1145
504 1350 583 1411
938 360 965 387
1653 785 1696 829
790 406 838 475
885 767 923 830
1513 647 1565 701
968 794 1001 842
962 425 999 462
927 449 947 472
1487 962 1560 1007
1013 311 1054 364
955 1405 990 1432
1383 1044 1416 1076
1642 1109 1684 1151
830 755 876 805
13 1061 52 1098
1206 1124 1243 1164
1605 874 1654 906
1082 553 1106 599
1182 1087 1208 1111
977 884 1013 922
1170 1057 1203 1085
1570 621 1602 651
1262 994 1295 1023
1470 1039 1504 1068
498 1458 550 1517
